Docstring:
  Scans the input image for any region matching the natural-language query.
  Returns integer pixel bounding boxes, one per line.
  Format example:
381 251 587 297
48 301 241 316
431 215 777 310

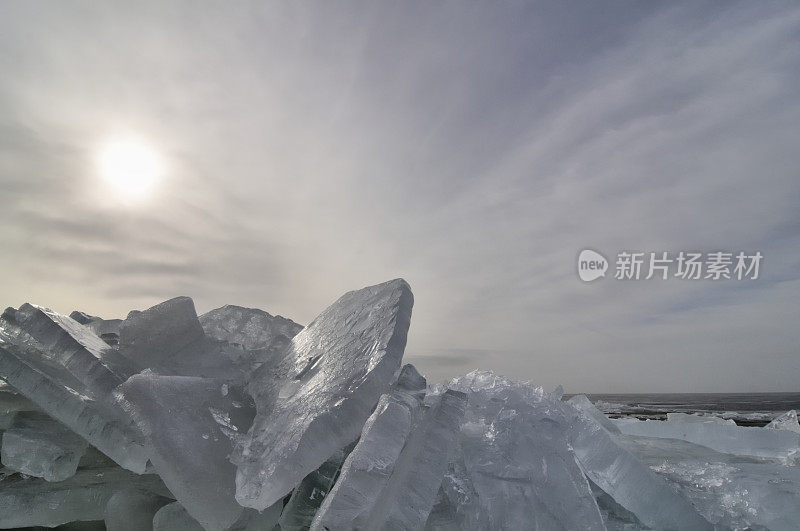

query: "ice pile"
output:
1 279 798 530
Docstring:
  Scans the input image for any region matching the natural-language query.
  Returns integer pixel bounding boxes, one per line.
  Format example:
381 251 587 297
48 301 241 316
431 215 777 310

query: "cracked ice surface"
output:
200 305 302 354
235 278 414 510
432 371 607 531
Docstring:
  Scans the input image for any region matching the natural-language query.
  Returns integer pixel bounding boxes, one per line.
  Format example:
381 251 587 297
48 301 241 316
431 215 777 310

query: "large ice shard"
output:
2 304 136 396
614 417 800 462
434 372 606 531
115 372 256 531
0 304 149 473
0 339 149 473
1 411 88 481
311 364 427 530
235 278 414 510
766 410 800 434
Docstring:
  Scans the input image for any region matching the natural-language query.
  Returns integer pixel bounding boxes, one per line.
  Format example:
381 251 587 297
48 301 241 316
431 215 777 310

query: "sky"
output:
1 1 798 392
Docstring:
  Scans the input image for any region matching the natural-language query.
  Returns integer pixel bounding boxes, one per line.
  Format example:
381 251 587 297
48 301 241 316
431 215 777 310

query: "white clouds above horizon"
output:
1 1 798 391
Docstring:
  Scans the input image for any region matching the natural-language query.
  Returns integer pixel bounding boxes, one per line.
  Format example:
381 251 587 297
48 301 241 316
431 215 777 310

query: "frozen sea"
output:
568 392 800 426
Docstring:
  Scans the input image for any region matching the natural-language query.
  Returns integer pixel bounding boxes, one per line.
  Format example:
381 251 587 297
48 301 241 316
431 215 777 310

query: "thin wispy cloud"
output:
1 1 798 391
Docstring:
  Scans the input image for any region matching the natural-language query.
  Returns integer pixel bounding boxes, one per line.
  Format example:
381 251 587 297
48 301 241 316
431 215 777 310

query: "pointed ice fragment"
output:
567 394 620 434
69 311 99 325
766 410 800 434
235 279 414 510
552 384 564 400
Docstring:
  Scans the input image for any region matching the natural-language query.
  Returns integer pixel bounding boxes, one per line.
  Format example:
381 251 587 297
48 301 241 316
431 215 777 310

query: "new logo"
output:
578 249 608 282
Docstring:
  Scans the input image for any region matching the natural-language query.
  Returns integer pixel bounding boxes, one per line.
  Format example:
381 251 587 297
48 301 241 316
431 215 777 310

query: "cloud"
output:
1 1 798 391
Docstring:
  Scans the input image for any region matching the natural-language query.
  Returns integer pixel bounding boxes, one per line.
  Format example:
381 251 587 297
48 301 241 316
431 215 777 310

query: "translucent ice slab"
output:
1 411 87 481
434 372 607 530
115 373 255 530
235 279 414 510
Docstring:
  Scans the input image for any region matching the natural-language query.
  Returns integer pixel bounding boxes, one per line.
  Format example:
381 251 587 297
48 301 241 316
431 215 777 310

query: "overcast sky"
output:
1 1 798 392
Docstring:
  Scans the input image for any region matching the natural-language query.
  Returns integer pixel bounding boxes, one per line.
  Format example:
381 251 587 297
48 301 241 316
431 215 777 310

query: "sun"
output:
98 137 162 198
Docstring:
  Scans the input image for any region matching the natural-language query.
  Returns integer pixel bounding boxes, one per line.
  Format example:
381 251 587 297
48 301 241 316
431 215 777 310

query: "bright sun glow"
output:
98 138 162 198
